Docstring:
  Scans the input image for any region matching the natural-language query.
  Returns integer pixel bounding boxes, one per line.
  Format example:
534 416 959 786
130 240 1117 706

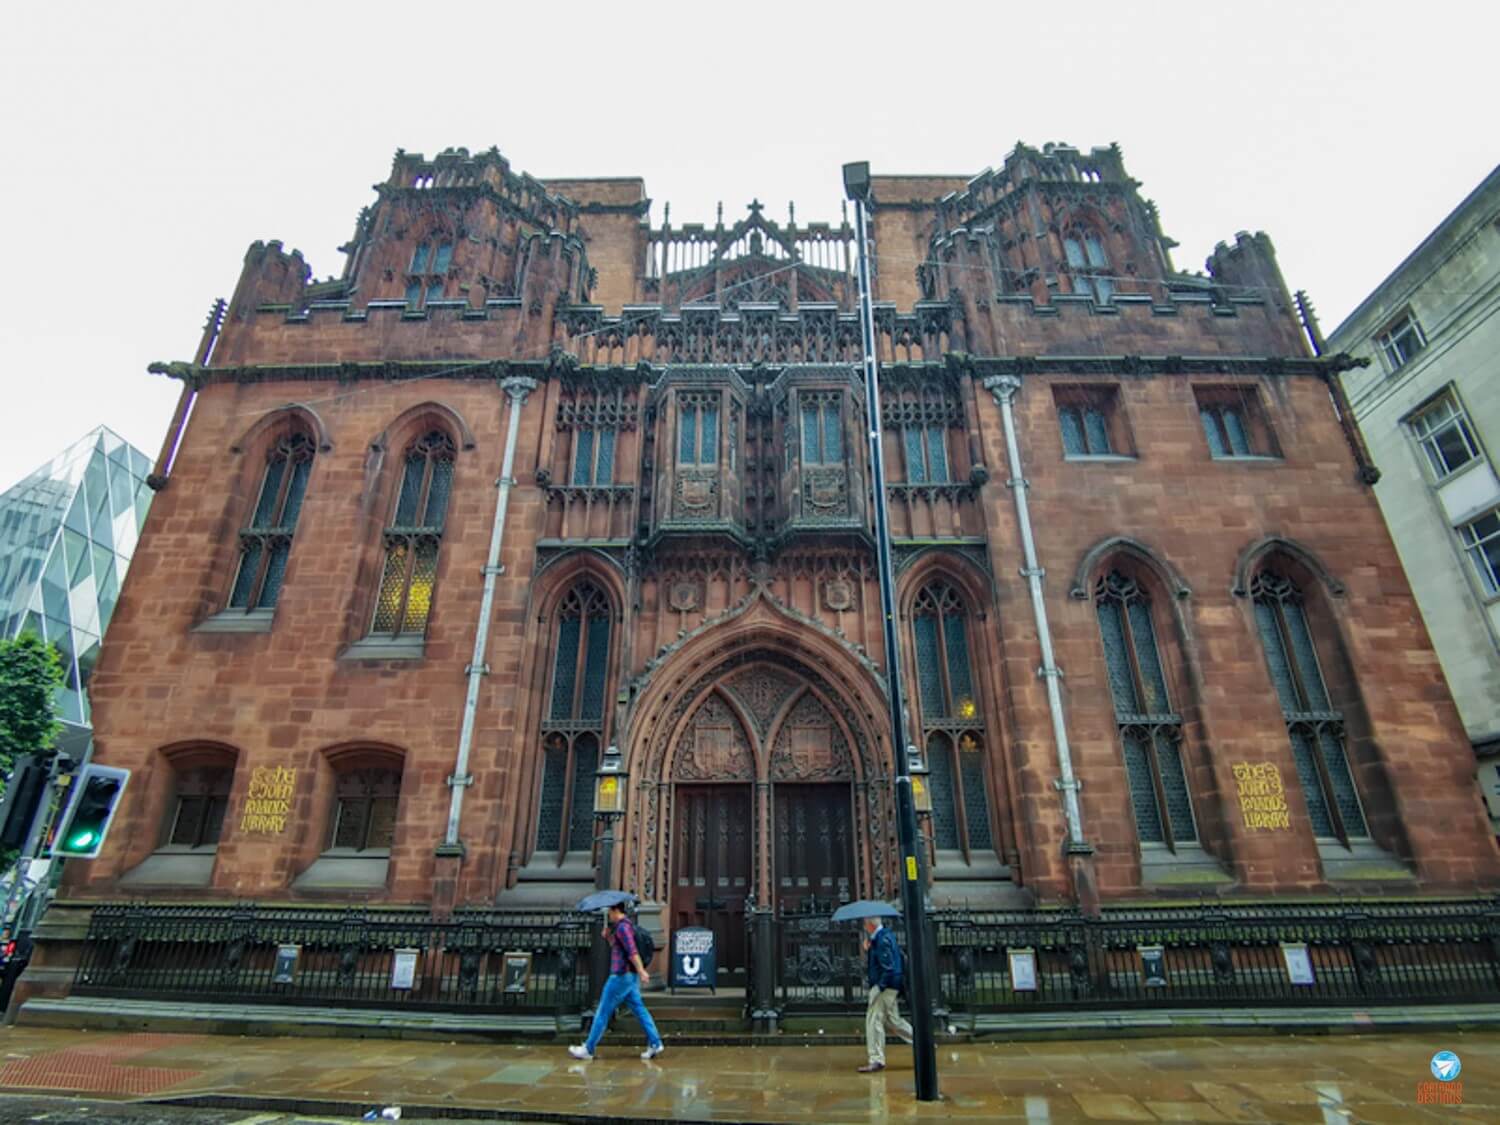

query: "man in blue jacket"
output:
858 915 914 1072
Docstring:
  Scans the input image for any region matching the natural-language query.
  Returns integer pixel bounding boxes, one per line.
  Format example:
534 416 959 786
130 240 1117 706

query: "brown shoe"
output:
857 1062 885 1073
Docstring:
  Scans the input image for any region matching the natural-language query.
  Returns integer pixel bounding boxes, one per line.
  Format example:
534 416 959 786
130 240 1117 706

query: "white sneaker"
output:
568 1044 594 1060
640 1043 666 1060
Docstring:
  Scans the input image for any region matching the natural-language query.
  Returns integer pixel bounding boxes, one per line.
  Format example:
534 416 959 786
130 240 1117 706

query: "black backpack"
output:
631 920 656 968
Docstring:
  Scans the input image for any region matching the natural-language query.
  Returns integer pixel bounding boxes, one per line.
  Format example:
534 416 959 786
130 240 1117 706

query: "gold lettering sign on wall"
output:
239 765 297 835
1233 761 1291 831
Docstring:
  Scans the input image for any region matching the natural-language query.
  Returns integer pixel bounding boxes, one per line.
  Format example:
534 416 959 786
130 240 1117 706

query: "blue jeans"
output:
584 972 662 1054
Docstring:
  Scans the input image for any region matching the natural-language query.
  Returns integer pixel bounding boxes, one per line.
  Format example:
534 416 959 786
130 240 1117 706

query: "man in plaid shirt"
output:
570 904 665 1061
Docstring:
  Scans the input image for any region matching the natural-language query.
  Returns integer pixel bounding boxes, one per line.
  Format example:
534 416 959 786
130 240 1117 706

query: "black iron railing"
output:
73 904 594 1016
937 899 1500 1016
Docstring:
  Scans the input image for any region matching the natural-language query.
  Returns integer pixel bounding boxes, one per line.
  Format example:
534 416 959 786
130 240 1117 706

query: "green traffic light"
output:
67 830 98 849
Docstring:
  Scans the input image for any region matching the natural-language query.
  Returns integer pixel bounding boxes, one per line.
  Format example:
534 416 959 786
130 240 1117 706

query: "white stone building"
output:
1329 166 1500 833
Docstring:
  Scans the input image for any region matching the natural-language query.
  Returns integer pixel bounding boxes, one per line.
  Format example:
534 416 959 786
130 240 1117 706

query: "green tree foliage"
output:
0 633 64 784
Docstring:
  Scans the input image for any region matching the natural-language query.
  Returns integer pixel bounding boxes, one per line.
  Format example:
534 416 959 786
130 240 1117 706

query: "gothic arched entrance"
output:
628 642 892 983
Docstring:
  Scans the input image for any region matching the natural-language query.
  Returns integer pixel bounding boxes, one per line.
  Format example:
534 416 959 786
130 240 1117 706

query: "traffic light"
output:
53 764 129 859
0 756 49 850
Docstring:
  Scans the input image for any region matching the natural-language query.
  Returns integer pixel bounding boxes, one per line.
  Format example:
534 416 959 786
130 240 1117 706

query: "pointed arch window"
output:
1094 571 1197 849
229 431 315 611
1251 570 1369 844
535 582 612 858
1063 230 1114 303
911 581 993 853
371 430 455 638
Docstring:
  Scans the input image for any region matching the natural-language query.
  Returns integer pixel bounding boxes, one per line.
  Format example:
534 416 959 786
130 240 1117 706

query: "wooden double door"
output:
671 783 857 976
671 785 752 982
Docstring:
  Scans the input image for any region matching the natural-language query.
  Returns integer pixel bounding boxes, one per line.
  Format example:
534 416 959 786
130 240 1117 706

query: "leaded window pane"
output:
1317 725 1368 837
1085 235 1108 268
401 539 439 634
1224 409 1251 455
257 541 290 609
432 243 452 273
229 541 263 609
1126 599 1169 713
282 457 311 526
1094 276 1114 303
333 798 369 849
1201 411 1227 458
252 458 286 527
169 797 208 847
573 429 595 486
943 611 974 715
1122 729 1165 843
411 244 430 273
1288 726 1336 837
595 429 615 483
567 738 599 852
203 796 228 846
372 541 409 633
913 612 943 718
1253 598 1300 712
802 405 819 462
679 406 697 463
1154 729 1197 842
426 282 444 304
405 282 422 306
701 406 718 462
927 734 959 849
904 428 927 483
1063 238 1086 268
423 456 454 528
959 737 993 849
579 613 611 720
1084 408 1111 455
927 426 949 482
550 617 582 721
367 796 399 849
824 405 842 462
536 741 568 852
394 455 426 525
1283 600 1330 710
1096 598 1140 714
1059 407 1086 455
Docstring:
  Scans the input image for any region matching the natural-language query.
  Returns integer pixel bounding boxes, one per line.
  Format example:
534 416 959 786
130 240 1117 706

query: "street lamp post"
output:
588 744 628 1005
844 160 940 1102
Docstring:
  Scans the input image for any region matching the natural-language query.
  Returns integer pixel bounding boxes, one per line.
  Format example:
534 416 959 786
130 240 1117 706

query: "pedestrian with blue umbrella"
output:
568 891 665 1062
832 900 913 1073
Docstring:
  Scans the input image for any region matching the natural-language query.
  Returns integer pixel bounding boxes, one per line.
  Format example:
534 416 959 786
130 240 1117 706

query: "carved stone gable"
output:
722 666 800 737
675 694 753 780
771 693 853 781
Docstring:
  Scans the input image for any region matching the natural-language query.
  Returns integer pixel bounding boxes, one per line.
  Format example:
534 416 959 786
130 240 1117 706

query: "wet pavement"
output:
0 1025 1496 1122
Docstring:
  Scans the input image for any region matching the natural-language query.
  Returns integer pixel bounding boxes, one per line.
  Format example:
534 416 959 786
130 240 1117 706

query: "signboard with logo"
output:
671 926 716 991
1138 945 1168 987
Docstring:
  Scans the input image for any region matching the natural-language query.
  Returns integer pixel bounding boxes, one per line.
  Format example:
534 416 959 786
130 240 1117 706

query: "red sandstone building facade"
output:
57 144 1500 982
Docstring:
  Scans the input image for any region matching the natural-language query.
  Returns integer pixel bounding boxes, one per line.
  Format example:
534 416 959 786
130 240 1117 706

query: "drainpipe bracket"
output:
1037 666 1063 680
447 772 475 789
1019 567 1044 579
482 565 505 577
464 662 490 676
1005 476 1029 490
1053 777 1082 793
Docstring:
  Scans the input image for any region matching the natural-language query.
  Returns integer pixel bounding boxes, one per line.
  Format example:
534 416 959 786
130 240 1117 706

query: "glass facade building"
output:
0 427 153 755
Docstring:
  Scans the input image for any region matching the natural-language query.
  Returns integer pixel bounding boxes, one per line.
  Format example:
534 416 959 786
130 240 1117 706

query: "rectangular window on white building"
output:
1376 311 1425 372
1409 390 1481 479
1459 509 1500 596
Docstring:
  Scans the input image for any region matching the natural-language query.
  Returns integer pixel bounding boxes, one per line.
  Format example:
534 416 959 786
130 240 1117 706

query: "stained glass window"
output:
912 581 995 855
229 432 315 611
371 430 455 638
538 582 614 859
1252 570 1370 843
1094 571 1198 847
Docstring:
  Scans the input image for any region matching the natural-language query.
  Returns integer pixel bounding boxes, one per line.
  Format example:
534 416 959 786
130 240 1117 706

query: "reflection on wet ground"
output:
0 1026 1496 1121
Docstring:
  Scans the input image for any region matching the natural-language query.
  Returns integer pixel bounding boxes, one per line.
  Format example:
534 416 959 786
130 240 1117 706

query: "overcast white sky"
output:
1 1 1495 490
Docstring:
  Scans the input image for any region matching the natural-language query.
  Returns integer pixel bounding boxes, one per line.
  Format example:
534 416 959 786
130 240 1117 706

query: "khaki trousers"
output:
865 985 913 1066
